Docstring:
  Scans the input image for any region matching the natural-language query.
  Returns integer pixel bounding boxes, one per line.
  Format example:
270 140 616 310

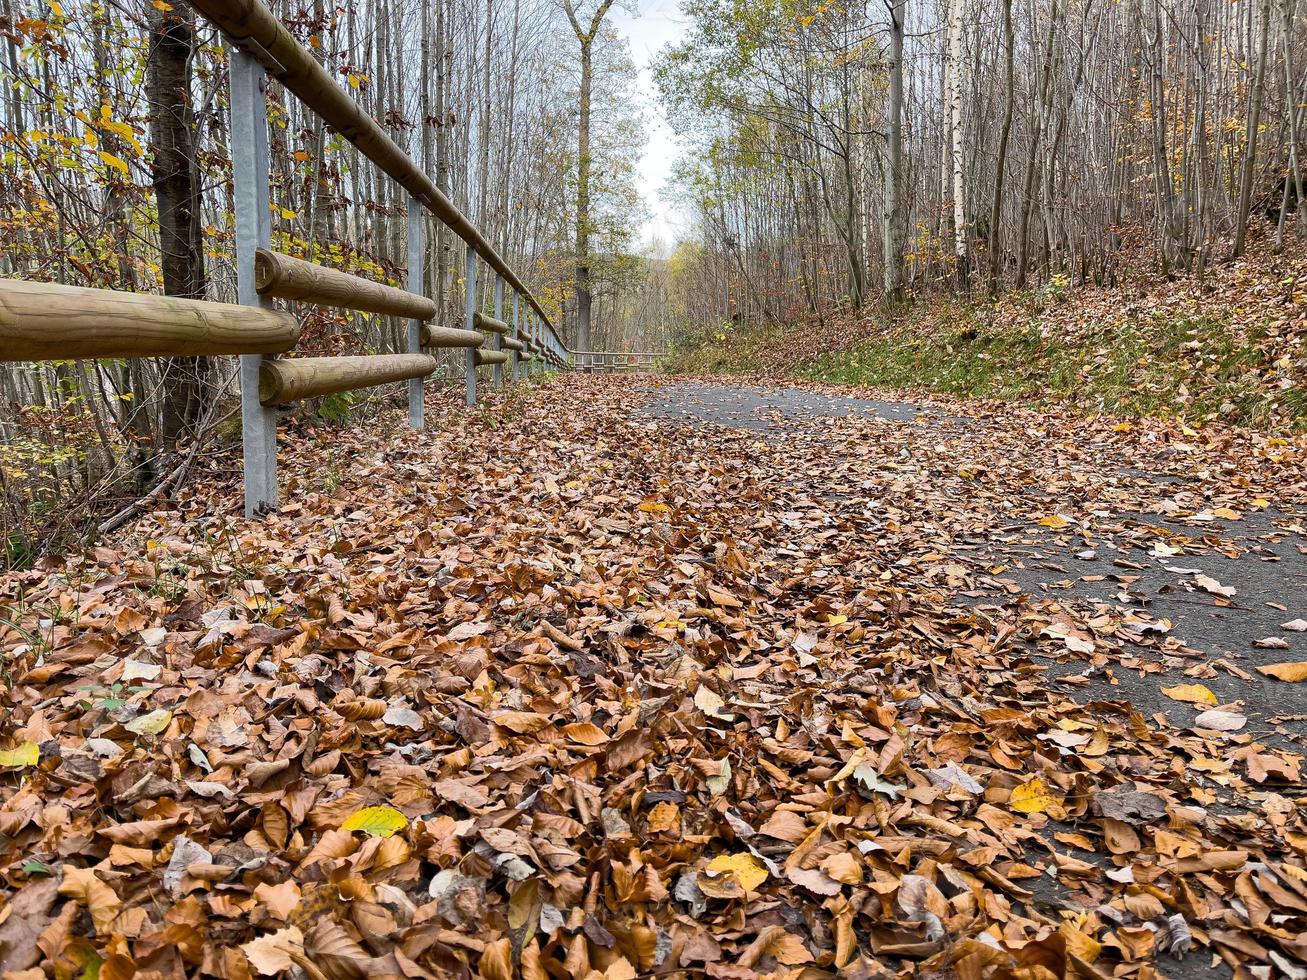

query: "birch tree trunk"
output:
947 0 969 287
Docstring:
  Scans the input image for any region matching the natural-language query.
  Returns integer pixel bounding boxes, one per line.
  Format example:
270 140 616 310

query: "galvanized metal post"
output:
464 244 477 406
491 274 504 388
231 46 277 518
510 294 521 381
406 195 424 429
524 313 532 377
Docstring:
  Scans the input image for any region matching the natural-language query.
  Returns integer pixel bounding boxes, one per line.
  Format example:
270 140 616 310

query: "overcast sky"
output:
608 0 689 251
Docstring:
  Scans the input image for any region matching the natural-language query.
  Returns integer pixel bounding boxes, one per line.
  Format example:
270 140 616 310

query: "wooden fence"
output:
0 0 574 519
573 351 663 373
0 0 664 520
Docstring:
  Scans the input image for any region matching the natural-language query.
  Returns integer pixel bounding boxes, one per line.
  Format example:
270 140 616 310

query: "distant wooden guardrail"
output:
572 350 663 373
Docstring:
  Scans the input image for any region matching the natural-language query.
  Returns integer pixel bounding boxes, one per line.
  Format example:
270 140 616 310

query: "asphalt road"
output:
640 382 1307 753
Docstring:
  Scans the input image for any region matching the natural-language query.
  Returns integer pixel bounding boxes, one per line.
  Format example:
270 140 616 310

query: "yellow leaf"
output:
340 805 407 837
101 119 135 141
1010 778 1057 815
0 742 40 768
637 500 671 514
825 614 848 626
347 73 361 89
125 708 172 736
1160 683 1219 706
705 852 768 893
279 208 297 220
1257 662 1307 682
1038 515 1070 529
1211 507 1241 520
99 151 129 174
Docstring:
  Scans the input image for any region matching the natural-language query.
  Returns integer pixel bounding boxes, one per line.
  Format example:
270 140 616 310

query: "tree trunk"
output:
988 0 1015 295
562 0 615 351
575 40 594 349
1233 0 1271 256
147 3 209 451
882 0 905 302
947 0 969 287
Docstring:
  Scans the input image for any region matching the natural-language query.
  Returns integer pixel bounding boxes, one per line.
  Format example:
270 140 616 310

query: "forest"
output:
660 0 1306 317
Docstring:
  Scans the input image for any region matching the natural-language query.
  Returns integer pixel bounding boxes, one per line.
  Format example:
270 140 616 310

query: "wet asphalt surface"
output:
640 382 1307 978
641 382 1307 750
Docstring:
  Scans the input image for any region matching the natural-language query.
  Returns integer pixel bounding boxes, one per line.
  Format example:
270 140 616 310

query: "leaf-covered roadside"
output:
1 377 1305 979
669 245 1307 432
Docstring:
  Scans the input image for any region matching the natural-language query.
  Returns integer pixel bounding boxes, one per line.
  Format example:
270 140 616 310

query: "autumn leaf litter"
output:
1 376 1305 978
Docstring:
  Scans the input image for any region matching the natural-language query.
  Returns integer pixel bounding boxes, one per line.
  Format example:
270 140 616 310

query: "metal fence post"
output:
514 312 525 378
464 244 477 407
492 274 504 388
510 294 521 381
231 46 277 518
406 195 424 429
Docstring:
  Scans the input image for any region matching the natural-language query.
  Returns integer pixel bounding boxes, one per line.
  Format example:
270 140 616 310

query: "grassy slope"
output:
670 246 1307 431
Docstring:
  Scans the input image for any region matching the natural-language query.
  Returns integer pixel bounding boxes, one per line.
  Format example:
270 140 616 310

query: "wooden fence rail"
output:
259 355 438 405
254 249 434 320
0 279 299 360
421 326 485 349
572 350 663 373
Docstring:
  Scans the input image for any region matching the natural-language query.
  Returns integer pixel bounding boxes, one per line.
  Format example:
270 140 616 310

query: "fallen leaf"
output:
704 852 768 893
693 684 734 720
57 866 121 935
1257 662 1307 682
124 708 172 736
241 926 305 975
1010 778 1058 815
1193 709 1246 732
1193 574 1236 598
1253 636 1290 649
0 742 39 768
340 805 407 837
1161 683 1219 706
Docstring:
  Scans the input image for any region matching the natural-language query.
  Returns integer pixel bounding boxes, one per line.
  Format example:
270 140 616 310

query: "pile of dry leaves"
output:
1 376 1304 979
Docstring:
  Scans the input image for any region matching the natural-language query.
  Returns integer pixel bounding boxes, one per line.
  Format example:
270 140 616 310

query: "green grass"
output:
665 321 793 375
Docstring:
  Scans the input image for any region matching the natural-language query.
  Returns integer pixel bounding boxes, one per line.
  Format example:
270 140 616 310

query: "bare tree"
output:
560 0 617 350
